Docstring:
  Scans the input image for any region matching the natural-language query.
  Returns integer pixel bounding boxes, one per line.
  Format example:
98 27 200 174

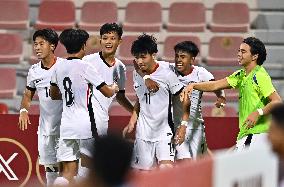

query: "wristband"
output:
20 108 28 114
180 120 188 127
143 75 151 81
257 108 264 116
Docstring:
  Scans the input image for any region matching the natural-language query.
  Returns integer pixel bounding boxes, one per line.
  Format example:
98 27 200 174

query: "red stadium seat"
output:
109 104 131 116
30 42 67 64
202 105 238 117
117 35 138 66
0 68 16 98
210 2 249 32
78 1 118 31
167 2 205 32
0 33 23 64
207 36 243 66
34 0 75 31
162 35 201 64
123 2 162 32
0 103 9 114
29 104 40 115
0 0 29 29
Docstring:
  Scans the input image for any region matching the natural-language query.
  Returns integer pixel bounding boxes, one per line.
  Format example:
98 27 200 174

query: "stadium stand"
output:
0 0 29 30
78 1 118 32
122 2 162 32
206 36 243 66
202 105 238 117
166 2 206 32
162 35 201 63
34 0 76 31
0 68 16 99
28 104 40 115
117 35 138 66
209 2 250 32
0 103 9 114
109 104 131 116
0 33 23 64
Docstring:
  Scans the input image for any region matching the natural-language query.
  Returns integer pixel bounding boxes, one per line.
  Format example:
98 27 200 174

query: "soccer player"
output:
182 37 282 151
170 41 226 160
123 34 190 170
83 23 133 136
18 28 62 186
50 28 118 185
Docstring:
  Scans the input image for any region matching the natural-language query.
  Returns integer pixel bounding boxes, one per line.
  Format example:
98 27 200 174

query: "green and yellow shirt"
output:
226 65 275 140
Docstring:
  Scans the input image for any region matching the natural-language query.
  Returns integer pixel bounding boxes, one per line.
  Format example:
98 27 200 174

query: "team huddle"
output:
17 23 282 186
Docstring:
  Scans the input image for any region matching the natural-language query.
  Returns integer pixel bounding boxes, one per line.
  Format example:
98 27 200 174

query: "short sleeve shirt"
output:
226 65 275 140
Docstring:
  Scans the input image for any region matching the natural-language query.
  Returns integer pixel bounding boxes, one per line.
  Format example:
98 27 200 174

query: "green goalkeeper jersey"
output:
226 65 275 140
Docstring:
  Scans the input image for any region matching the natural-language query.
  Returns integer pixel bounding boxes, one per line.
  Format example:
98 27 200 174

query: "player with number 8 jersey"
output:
50 29 119 184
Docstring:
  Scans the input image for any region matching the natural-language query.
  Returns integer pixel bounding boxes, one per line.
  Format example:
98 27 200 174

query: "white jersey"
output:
134 62 184 142
50 58 106 139
162 63 214 129
83 52 126 124
26 58 63 136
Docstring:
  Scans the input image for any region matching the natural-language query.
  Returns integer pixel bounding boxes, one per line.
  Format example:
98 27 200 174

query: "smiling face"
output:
135 53 156 73
237 43 256 67
33 36 54 60
100 31 121 56
174 50 194 73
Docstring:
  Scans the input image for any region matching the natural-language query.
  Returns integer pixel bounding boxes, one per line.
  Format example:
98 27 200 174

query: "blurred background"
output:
0 0 283 118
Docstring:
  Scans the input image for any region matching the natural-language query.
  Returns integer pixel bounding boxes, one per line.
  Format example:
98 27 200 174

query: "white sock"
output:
46 171 59 186
53 176 69 186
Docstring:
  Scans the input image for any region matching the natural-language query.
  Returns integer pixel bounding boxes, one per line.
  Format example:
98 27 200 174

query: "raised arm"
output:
97 83 119 98
133 59 159 92
181 78 231 102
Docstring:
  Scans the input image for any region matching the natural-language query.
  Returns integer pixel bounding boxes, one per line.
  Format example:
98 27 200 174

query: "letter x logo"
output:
0 153 18 180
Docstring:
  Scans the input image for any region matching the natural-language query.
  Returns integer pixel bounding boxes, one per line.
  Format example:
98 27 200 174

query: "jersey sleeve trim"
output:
26 86 36 91
50 82 58 87
173 86 184 96
96 82 107 90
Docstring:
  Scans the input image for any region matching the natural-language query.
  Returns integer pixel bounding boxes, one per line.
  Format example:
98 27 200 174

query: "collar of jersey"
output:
99 51 115 67
66 57 81 60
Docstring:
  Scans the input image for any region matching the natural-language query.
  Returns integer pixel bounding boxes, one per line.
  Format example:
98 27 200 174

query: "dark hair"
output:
271 103 284 129
174 41 199 57
33 28 59 51
100 23 123 39
59 29 89 54
131 34 158 57
92 135 133 186
243 37 267 65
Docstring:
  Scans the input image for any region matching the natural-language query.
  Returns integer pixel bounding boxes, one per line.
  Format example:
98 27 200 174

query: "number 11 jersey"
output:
133 62 184 142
